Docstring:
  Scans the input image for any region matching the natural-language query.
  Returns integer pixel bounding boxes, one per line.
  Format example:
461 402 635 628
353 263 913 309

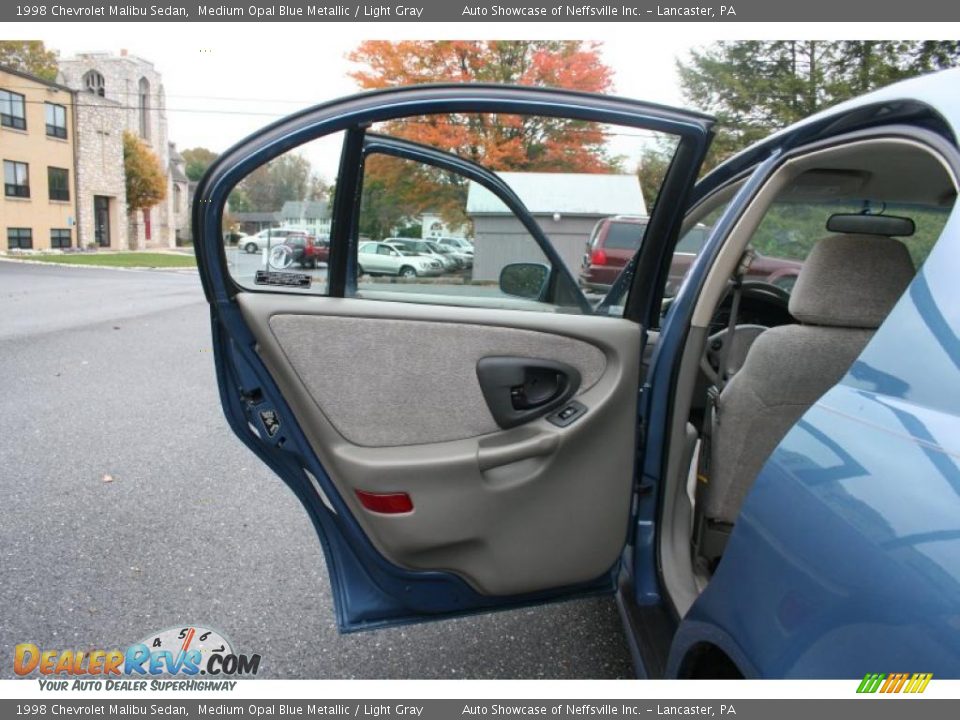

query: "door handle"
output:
476 356 581 429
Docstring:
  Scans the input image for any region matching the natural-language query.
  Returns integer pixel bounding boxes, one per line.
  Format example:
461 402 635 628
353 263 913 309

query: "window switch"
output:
548 401 587 427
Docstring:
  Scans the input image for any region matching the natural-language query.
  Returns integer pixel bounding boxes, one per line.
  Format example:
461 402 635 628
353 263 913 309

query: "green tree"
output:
181 147 219 181
0 41 58 82
677 41 960 170
232 154 325 212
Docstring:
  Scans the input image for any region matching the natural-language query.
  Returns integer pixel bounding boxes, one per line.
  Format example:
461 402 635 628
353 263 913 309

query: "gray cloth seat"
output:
701 233 916 527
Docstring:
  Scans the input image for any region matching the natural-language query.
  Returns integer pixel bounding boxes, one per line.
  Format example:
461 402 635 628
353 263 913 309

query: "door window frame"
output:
195 84 713 326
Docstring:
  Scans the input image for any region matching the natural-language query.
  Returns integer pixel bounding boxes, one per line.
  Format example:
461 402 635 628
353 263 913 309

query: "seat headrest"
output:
789 234 915 329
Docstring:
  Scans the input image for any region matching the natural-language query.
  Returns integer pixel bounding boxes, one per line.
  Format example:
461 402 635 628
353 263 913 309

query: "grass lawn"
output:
7 252 196 268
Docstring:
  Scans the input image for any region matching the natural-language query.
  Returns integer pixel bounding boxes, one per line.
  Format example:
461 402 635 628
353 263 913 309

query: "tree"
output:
348 41 620 236
677 41 960 170
181 147 219 181
123 132 168 249
636 146 673 211
123 131 167 213
0 41 58 82
233 153 326 212
348 41 618 173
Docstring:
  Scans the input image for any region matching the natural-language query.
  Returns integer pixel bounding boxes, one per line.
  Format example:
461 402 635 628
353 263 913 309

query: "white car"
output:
238 227 310 254
430 239 473 269
358 242 444 278
436 236 474 253
385 238 459 272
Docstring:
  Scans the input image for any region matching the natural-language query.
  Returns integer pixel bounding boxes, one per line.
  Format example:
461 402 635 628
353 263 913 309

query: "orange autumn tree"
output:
348 41 620 237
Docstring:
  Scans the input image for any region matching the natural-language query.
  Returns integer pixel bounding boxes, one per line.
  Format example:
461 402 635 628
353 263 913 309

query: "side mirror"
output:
499 263 550 300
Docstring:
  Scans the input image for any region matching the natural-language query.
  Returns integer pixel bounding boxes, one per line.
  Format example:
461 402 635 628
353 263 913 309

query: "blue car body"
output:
654 69 960 677
193 70 960 678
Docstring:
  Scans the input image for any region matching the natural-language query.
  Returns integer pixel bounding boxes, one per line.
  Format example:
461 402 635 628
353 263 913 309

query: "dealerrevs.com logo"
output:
15 626 260 691
857 673 933 694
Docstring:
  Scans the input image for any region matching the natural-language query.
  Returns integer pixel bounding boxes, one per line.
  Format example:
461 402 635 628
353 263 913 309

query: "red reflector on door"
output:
355 490 414 514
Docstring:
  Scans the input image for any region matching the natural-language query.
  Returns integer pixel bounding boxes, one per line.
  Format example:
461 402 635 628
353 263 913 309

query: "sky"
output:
10 22 949 180
8 25 697 160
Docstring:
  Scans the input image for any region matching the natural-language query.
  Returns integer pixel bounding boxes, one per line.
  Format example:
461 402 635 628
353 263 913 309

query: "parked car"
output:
238 227 310 254
295 234 330 269
435 236 475 267
579 216 802 294
429 239 473 269
436 236 474 253
358 241 443 278
385 238 459 272
193 71 960 679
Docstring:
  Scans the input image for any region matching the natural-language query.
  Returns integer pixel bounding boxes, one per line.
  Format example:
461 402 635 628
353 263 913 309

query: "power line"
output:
0 82 320 104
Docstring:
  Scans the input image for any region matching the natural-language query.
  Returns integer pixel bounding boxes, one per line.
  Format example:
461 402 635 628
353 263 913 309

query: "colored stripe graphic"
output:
857 672 932 693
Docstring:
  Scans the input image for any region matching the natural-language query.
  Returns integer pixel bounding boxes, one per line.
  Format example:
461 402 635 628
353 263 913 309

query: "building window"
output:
143 207 152 241
7 228 32 249
0 89 27 130
83 70 105 97
48 167 70 201
4 160 30 198
173 183 182 212
45 103 67 139
51 228 71 249
138 77 150 139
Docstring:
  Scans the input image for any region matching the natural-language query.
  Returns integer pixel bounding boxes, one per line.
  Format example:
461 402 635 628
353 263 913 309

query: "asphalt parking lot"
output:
0 261 634 679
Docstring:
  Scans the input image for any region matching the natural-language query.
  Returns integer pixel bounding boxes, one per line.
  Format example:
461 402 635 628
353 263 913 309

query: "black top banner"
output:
5 0 960 22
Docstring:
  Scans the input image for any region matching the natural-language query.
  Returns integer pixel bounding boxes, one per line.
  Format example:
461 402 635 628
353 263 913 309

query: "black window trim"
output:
7 227 33 250
50 228 72 249
48 166 70 202
4 159 30 198
45 102 68 139
0 88 27 131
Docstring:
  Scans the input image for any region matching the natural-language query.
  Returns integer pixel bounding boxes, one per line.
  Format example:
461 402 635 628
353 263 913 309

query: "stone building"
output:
58 50 187 249
168 142 191 243
71 89 128 249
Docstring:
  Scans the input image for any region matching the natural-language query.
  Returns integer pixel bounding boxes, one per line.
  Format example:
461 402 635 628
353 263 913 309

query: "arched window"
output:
138 77 150 139
83 70 105 97
173 184 182 212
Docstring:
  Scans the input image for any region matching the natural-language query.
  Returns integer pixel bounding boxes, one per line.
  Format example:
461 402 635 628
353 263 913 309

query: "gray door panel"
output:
238 294 641 596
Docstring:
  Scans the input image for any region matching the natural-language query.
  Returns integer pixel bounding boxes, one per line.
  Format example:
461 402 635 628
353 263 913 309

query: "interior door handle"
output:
476 356 581 429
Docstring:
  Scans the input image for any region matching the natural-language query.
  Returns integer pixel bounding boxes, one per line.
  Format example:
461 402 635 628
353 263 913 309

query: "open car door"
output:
193 85 713 631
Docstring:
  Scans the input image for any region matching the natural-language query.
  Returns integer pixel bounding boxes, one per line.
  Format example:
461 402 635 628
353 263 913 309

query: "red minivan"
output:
579 216 802 295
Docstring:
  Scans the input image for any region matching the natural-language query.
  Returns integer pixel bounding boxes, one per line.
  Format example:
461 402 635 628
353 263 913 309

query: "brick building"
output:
1 65 78 251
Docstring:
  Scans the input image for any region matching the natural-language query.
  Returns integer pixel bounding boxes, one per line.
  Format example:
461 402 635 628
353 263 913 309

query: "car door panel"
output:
195 84 713 630
238 293 640 595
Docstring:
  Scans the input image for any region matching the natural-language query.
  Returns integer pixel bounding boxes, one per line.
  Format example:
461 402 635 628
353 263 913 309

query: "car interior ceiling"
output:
658 136 959 618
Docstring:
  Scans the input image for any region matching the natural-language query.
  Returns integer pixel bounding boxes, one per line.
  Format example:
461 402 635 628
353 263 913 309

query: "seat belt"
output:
715 249 754 391
693 249 755 564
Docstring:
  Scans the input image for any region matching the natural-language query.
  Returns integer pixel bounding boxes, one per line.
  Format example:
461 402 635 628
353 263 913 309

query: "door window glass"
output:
224 132 344 293
351 112 681 314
